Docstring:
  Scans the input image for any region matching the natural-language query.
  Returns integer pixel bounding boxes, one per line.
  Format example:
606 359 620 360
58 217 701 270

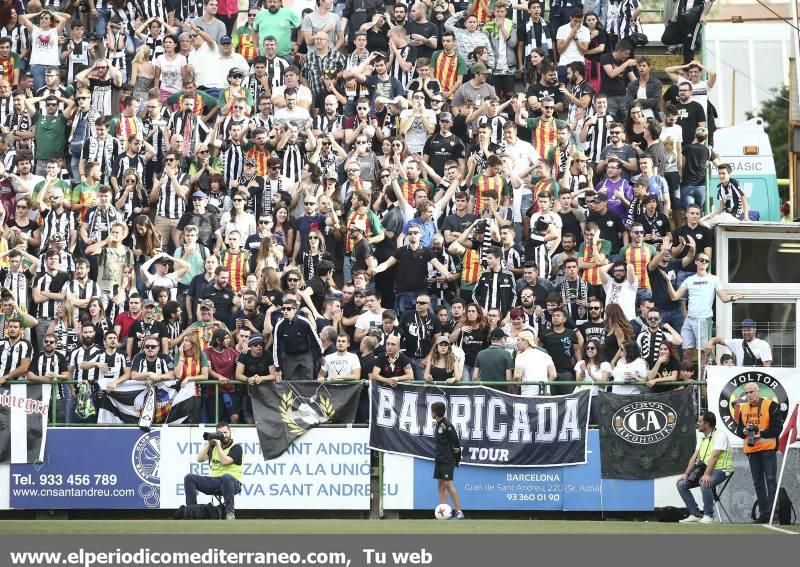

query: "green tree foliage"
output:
746 85 789 180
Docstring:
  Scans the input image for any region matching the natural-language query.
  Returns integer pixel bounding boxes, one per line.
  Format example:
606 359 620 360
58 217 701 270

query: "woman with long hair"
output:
280 268 305 295
207 174 232 219
0 5 29 61
116 169 151 231
611 339 649 394
525 47 548 89
130 44 155 114
317 194 340 253
47 301 79 359
106 265 136 323
290 163 322 218
378 138 393 169
646 342 681 392
220 190 256 241
604 303 633 363
189 143 224 191
575 339 612 423
2 196 41 251
132 214 161 294
623 102 647 146
583 11 608 93
424 336 462 384
172 333 209 424
85 297 112 347
254 235 284 277
272 204 295 255
258 266 284 311
449 303 489 382
300 229 332 282
204 329 242 424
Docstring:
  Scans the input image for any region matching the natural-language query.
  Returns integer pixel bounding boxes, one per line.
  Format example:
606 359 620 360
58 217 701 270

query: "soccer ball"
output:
434 503 452 520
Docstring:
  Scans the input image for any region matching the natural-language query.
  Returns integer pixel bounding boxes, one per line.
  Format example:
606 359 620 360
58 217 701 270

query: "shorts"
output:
680 316 709 349
433 462 455 481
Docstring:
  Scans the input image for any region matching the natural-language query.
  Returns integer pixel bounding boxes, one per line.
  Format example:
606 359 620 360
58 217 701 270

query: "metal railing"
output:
45 379 706 427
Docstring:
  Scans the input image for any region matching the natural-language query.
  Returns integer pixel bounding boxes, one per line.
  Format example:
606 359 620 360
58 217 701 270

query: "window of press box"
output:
726 238 800 284
730 301 796 368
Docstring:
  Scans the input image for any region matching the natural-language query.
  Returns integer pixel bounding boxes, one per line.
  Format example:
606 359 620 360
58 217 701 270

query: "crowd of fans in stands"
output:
0 0 755 425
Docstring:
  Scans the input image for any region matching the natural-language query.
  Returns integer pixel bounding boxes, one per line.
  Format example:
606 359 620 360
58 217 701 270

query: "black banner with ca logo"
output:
598 390 696 479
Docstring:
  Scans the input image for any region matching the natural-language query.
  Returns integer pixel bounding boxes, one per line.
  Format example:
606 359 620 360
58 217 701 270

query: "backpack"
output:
751 489 797 525
173 503 225 520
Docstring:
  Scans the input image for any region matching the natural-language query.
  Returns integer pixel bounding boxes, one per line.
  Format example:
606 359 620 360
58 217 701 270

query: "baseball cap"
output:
436 335 450 345
741 318 757 328
572 151 588 161
219 35 233 45
212 328 229 343
350 219 367 233
244 157 256 167
439 112 453 122
199 299 214 310
471 63 489 75
192 190 208 199
489 328 507 341
631 175 648 187
228 67 244 78
517 330 537 348
354 288 367 296
594 192 609 202
326 171 338 180
143 299 156 307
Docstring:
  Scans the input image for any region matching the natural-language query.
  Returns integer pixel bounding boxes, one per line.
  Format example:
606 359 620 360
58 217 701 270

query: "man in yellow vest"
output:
676 411 732 524
184 422 243 520
734 383 784 523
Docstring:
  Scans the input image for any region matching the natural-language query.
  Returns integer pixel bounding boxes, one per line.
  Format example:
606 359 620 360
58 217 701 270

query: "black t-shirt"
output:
236 349 274 377
526 82 565 115
671 222 713 269
399 311 440 359
373 351 412 378
423 133 465 175
558 211 583 246
442 212 478 238
351 238 373 273
405 21 439 60
676 101 706 145
578 320 608 346
540 328 579 373
201 285 236 329
392 245 435 292
599 54 629 96
586 209 626 253
649 259 683 309
651 359 681 393
681 143 713 186
128 319 165 352
459 326 488 367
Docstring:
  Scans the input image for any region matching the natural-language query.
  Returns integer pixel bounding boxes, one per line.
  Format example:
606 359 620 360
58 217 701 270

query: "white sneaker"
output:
699 515 714 524
225 511 236 520
679 515 702 523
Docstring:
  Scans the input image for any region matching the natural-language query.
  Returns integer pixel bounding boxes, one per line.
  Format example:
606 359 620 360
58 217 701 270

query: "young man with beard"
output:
586 190 627 256
705 318 772 368
0 318 32 382
67 325 101 420
516 289 539 331
318 334 360 382
187 255 219 324
619 222 658 304
674 82 706 146
596 124 638 182
87 331 129 396
398 294 439 381
578 300 607 346
526 65 565 117
473 246 517 316
647 234 692 331
27 332 69 419
558 257 590 324
635 306 682 369
600 260 638 320
27 94 76 176
127 299 164 359
423 112 465 174
272 299 323 381
514 95 567 160
515 262 554 307
199 269 235 330
561 61 594 133
538 308 582 395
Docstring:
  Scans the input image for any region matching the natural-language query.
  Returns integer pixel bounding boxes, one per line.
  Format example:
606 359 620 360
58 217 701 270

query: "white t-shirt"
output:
188 43 220 89
603 277 638 320
321 351 361 379
678 77 710 111
724 338 773 366
660 124 683 145
575 360 613 397
611 357 649 395
555 24 590 66
154 54 187 95
30 26 60 66
273 84 314 107
515 348 555 396
355 310 384 333
680 273 719 319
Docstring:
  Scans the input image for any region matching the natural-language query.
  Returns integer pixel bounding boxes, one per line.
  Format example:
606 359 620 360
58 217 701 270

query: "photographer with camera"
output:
734 383 784 523
676 411 732 523
183 422 243 520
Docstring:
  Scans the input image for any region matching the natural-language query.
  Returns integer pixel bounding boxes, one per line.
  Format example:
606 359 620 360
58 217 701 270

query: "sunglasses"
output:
356 141 368 145
144 344 159 349
416 300 429 305
281 306 295 311
259 219 272 224
287 278 300 283
308 235 319 240
357 107 369 111
589 307 602 311
647 317 661 322
631 230 644 235
44 340 56 344
197 150 209 154
586 346 597 351
697 258 710 264
407 231 420 236
304 201 316 205
233 198 245 202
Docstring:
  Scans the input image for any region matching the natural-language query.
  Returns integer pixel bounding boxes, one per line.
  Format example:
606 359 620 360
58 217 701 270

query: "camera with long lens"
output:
203 432 226 442
745 424 759 447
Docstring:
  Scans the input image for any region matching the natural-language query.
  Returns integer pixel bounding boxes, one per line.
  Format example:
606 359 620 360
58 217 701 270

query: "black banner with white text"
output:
369 383 590 467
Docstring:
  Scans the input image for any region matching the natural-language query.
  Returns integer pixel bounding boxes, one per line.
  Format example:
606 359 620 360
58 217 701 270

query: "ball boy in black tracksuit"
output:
432 401 464 519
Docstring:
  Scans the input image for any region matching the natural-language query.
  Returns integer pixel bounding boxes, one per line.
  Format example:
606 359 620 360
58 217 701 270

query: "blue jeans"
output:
748 450 778 520
680 184 705 210
94 7 112 38
30 65 48 93
462 365 474 382
343 256 353 285
676 469 727 517
395 290 424 314
183 473 242 515
660 305 685 332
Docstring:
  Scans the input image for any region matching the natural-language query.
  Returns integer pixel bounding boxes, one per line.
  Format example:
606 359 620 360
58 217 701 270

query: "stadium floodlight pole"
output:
769 402 799 525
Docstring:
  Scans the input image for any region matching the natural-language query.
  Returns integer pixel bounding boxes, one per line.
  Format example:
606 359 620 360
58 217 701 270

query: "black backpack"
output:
751 489 797 525
173 503 225 520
